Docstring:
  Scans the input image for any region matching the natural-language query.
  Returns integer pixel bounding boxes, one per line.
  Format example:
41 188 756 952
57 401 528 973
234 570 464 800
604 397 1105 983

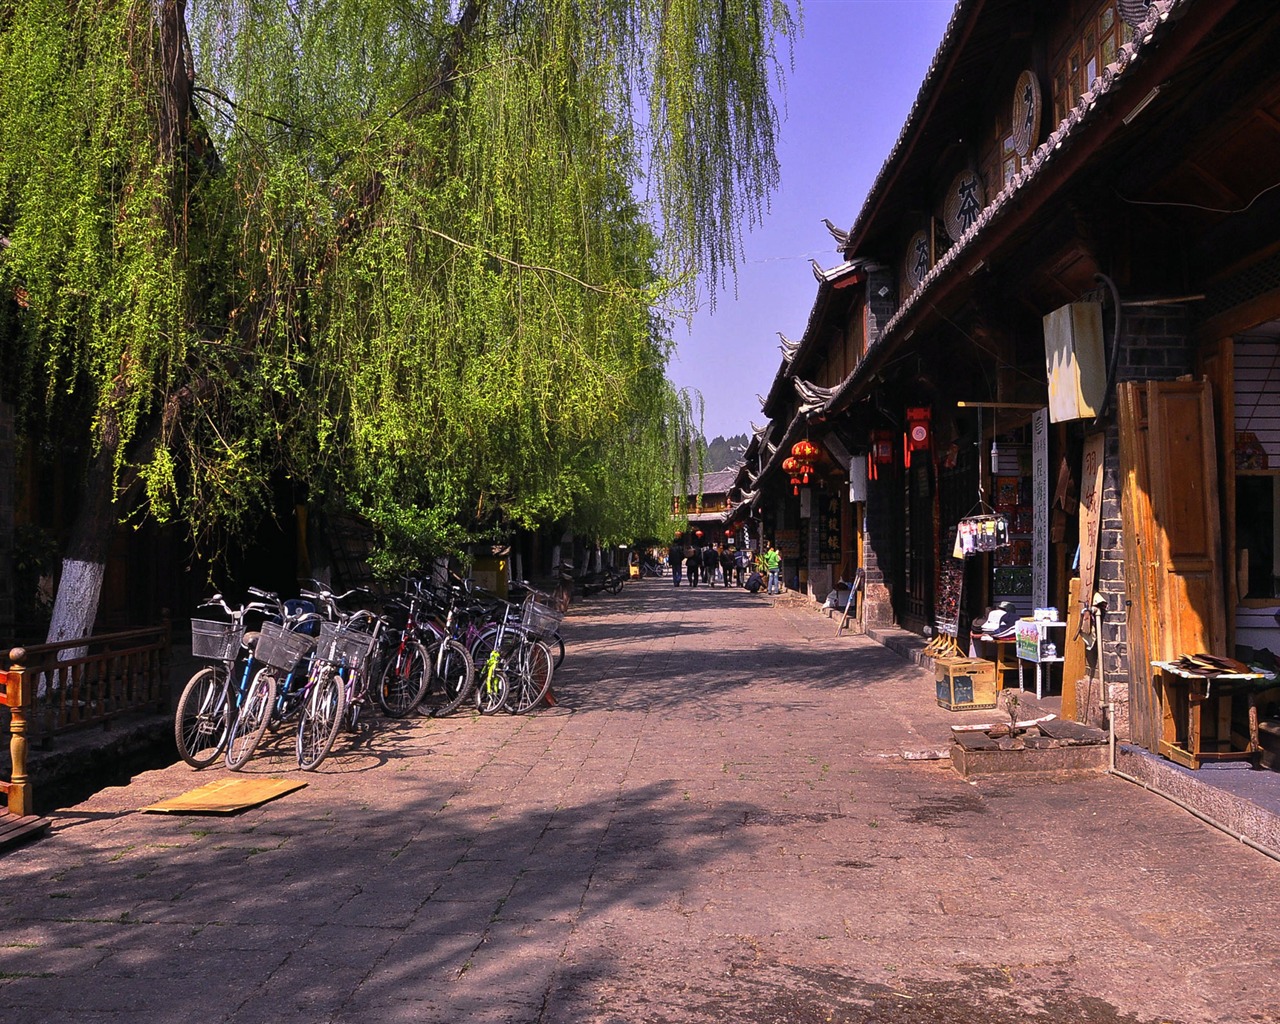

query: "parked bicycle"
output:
176 592 278 769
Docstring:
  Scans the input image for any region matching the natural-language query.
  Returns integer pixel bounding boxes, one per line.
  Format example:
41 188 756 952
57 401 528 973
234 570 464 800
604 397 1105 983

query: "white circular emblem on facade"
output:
903 229 932 293
1011 69 1042 157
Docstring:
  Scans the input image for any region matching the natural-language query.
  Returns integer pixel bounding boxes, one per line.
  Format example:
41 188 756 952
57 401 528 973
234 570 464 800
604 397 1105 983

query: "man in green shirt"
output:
762 542 782 595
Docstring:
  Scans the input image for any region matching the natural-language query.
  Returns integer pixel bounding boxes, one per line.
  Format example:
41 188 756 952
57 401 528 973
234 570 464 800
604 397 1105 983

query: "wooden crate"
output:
935 657 998 711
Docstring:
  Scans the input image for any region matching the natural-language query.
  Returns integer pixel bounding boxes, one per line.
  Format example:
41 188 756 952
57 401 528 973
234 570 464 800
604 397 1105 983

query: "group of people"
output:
667 538 783 595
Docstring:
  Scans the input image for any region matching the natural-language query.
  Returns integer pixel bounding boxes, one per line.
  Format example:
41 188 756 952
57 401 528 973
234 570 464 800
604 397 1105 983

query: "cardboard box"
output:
935 657 998 711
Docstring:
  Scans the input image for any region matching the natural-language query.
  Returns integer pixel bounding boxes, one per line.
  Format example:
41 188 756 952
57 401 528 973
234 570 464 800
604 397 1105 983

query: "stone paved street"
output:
3 579 1280 1023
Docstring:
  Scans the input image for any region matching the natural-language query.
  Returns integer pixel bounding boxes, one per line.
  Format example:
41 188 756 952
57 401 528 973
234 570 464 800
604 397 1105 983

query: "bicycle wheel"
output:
474 655 510 715
420 638 475 717
296 673 347 771
375 642 429 718
508 637 554 714
225 670 278 771
550 631 565 670
174 665 231 768
468 624 501 673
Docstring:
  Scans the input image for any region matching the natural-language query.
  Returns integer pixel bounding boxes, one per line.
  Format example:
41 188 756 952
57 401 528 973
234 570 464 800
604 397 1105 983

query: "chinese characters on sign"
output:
1032 408 1049 610
943 169 985 242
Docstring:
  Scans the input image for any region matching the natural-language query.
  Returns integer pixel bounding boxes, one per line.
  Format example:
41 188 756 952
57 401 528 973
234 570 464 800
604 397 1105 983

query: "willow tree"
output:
0 0 793 638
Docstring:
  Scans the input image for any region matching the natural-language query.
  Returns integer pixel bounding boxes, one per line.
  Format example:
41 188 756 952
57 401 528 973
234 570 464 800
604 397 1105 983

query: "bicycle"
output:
176 593 275 769
468 593 555 714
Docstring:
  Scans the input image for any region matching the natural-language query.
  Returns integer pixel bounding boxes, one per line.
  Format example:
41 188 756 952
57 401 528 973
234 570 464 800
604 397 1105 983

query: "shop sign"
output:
775 529 801 559
818 491 842 564
903 229 931 293
1078 432 1106 601
1011 70 1042 158
942 169 985 242
1032 408 1049 609
849 455 867 502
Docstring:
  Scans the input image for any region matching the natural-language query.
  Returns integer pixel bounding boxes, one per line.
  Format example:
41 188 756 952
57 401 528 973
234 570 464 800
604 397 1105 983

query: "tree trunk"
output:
45 446 117 646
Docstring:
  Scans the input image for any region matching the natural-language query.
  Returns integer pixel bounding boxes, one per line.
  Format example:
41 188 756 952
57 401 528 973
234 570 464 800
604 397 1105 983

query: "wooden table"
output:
971 634 1017 692
1153 661 1268 770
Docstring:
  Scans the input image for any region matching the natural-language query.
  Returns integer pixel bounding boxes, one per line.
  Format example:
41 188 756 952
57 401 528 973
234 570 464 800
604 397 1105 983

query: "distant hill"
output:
703 433 748 473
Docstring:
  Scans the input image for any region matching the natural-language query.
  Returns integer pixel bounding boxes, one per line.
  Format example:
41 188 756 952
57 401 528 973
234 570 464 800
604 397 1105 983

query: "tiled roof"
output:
821 0 1189 418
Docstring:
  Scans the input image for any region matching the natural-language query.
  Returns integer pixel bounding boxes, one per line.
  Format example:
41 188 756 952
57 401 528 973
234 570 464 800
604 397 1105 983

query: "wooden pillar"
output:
5 647 33 816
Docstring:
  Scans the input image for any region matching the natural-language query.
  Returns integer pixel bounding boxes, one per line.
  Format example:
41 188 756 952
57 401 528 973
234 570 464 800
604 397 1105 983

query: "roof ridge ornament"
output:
822 218 850 248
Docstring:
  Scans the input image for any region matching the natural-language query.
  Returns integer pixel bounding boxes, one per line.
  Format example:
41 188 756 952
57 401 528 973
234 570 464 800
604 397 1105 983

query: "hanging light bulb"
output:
990 439 999 474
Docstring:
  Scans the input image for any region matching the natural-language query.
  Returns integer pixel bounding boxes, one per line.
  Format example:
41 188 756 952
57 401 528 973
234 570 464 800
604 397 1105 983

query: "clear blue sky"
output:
669 0 956 441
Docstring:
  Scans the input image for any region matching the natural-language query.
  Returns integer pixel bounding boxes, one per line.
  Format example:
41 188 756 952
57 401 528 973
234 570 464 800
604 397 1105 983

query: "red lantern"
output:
781 455 799 474
695 529 703 538
868 430 895 481
724 529 733 537
904 407 931 468
791 438 819 460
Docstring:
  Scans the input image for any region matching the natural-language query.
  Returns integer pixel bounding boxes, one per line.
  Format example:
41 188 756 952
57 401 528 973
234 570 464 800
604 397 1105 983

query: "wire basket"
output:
254 620 316 672
191 618 245 661
316 620 375 672
520 590 564 639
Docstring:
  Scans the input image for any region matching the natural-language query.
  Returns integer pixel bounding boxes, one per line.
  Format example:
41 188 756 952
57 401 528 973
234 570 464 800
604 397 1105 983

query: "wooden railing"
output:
2 653 33 815
2 617 171 748
2 619 171 817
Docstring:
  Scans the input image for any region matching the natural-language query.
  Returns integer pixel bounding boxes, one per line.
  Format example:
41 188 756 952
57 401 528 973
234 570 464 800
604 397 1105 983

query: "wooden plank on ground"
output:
0 812 51 851
142 778 307 815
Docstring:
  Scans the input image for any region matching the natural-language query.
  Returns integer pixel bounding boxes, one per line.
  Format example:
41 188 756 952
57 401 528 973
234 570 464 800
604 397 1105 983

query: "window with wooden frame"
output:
1050 3 1130 126
982 106 1025 198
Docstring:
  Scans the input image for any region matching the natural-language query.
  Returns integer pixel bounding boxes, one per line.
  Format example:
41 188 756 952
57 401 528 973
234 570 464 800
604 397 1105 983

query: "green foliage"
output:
0 0 794 567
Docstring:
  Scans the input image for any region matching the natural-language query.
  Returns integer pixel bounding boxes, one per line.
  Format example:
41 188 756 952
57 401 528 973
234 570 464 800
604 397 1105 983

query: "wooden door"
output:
1119 378 1228 752
1145 379 1227 658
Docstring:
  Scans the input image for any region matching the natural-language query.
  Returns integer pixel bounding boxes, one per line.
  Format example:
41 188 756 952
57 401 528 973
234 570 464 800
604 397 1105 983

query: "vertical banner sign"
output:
1078 432 1106 601
1032 408 1050 609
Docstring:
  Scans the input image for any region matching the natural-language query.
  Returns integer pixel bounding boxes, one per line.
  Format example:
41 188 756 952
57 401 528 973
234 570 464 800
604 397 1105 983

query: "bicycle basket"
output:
520 591 564 638
316 620 375 671
254 620 315 672
191 618 245 661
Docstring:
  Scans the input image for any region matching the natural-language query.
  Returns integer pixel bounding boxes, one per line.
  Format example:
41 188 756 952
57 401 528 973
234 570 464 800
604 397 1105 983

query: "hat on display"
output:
976 601 1018 636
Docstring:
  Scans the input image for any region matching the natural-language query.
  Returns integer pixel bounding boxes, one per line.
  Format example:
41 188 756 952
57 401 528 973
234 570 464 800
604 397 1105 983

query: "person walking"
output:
702 543 720 587
669 540 683 587
685 542 700 587
734 545 750 587
719 545 735 589
763 541 782 595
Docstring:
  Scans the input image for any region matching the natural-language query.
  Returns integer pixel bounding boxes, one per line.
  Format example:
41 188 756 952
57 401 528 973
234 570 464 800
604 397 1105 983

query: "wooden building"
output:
749 0 1280 756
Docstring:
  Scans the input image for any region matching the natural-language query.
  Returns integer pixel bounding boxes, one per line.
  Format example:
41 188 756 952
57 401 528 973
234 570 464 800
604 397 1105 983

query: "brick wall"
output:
1090 304 1193 736
865 268 897 350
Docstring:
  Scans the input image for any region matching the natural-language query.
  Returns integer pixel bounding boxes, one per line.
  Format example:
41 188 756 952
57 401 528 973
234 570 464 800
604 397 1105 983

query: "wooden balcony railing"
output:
2 616 171 751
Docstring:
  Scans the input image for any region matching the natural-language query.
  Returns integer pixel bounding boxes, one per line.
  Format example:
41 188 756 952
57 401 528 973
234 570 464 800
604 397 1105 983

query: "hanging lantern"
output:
724 529 733 538
868 430 895 481
781 455 800 475
789 475 804 496
791 438 819 460
904 407 932 468
694 529 703 538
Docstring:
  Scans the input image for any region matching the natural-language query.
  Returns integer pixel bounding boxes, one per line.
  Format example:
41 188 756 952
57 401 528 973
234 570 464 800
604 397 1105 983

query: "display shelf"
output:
1014 619 1066 698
